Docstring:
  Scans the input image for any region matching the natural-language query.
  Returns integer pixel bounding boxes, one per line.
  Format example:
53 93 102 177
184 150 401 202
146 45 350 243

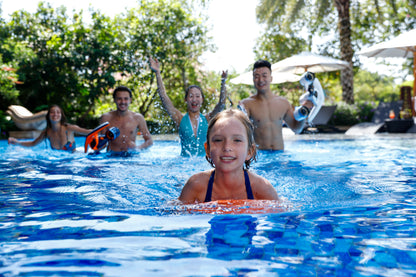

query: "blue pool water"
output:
1 134 416 276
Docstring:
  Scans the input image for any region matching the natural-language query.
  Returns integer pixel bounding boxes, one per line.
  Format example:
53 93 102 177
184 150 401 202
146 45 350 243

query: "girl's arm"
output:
67 124 92 136
149 57 183 127
8 130 46 147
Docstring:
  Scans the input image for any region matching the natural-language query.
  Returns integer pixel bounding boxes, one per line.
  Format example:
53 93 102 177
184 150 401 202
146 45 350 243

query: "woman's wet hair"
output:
205 108 257 169
185 85 204 101
46 104 67 129
113 86 133 100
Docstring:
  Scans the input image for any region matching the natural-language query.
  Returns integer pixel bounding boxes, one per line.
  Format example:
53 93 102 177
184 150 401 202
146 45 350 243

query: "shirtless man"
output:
239 60 313 150
100 86 153 152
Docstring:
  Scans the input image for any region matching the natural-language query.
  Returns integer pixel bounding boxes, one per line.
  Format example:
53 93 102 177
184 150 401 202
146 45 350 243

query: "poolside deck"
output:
137 127 416 143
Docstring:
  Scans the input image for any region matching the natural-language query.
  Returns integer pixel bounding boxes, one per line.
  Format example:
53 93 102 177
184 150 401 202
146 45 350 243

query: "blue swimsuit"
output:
179 113 208 157
204 170 254 202
47 129 76 152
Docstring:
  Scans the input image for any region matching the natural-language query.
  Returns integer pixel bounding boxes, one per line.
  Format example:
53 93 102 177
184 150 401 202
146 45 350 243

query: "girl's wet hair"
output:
46 104 67 129
185 85 204 101
205 108 257 169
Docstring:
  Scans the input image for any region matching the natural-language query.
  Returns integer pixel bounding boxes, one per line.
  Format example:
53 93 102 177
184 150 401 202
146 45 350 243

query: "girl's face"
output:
49 107 62 123
186 87 203 113
205 116 254 172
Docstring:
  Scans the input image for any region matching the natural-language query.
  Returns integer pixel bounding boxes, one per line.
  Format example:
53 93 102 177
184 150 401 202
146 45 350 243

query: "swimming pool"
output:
1 133 416 276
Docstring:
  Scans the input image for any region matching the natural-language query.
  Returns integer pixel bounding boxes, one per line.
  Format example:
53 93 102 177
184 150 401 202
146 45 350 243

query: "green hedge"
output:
329 102 376 126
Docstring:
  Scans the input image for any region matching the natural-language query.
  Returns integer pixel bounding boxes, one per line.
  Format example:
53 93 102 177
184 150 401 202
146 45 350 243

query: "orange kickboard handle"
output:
84 122 110 153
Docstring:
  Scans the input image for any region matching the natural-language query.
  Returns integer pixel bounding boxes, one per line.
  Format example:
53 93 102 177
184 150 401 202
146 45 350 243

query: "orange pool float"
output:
185 199 287 215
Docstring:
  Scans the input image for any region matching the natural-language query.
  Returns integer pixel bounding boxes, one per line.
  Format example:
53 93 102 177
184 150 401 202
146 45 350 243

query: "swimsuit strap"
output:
204 170 254 202
244 170 254 200
204 170 215 202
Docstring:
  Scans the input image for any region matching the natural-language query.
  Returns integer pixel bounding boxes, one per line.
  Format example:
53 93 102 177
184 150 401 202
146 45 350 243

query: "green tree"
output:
0 56 20 111
1 3 122 124
255 0 416 104
256 0 354 103
109 0 213 129
2 4 82 117
351 1 416 79
254 26 308 63
354 70 397 103
0 0 213 130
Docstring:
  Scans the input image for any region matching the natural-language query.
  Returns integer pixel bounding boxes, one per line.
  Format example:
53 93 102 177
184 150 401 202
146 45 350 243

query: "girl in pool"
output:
8 104 91 152
179 109 279 204
149 56 228 157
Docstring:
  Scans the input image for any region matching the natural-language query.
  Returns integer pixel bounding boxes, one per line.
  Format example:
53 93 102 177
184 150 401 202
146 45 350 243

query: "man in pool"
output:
238 60 314 150
99 86 153 152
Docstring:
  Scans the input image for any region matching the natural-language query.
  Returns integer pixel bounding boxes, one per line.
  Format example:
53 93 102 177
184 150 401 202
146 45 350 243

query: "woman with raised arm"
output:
149 56 228 157
8 104 91 152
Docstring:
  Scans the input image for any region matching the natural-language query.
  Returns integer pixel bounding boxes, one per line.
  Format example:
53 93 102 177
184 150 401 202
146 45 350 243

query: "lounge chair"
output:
407 123 416 133
7 105 47 131
345 101 403 135
302 105 338 133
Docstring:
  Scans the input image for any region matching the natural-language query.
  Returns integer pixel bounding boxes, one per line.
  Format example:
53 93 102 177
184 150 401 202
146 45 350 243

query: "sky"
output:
1 0 410 81
0 0 261 74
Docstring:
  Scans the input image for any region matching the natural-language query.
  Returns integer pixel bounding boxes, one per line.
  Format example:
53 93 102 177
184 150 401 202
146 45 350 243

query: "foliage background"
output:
0 0 415 138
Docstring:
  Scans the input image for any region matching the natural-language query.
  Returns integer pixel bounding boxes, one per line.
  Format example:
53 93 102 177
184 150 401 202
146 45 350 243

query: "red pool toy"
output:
84 122 109 153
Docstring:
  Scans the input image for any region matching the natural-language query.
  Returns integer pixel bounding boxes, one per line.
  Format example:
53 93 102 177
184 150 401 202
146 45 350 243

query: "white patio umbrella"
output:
230 70 300 85
271 52 349 74
357 28 416 113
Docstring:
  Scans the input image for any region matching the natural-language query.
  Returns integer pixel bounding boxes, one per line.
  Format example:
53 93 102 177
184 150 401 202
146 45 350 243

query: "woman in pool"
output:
8 104 91 152
179 109 279 204
149 56 228 157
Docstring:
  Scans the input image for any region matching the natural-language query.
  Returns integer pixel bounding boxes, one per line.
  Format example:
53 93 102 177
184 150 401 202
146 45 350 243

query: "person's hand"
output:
221 70 228 79
149 56 160 73
300 99 314 109
8 137 18 145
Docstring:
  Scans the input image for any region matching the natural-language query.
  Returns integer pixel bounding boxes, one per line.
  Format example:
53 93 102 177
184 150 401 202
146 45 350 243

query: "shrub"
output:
329 101 377 126
0 110 18 139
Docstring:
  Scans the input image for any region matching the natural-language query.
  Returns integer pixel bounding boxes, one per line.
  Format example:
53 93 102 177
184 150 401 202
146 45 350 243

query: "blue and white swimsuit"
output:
179 113 208 157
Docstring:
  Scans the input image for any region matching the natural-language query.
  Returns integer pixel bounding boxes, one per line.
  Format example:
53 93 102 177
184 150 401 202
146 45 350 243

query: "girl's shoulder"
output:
247 170 279 200
187 170 213 185
247 170 272 187
180 170 213 204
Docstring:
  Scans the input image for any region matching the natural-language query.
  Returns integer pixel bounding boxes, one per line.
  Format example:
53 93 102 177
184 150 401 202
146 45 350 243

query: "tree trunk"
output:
334 0 354 104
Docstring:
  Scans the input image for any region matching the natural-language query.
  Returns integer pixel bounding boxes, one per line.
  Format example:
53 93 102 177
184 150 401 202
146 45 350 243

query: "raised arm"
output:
149 57 183 127
206 70 228 120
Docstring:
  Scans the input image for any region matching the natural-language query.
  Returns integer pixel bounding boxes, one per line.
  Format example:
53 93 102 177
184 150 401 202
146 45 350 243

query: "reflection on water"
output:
206 215 260 260
1 135 416 275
